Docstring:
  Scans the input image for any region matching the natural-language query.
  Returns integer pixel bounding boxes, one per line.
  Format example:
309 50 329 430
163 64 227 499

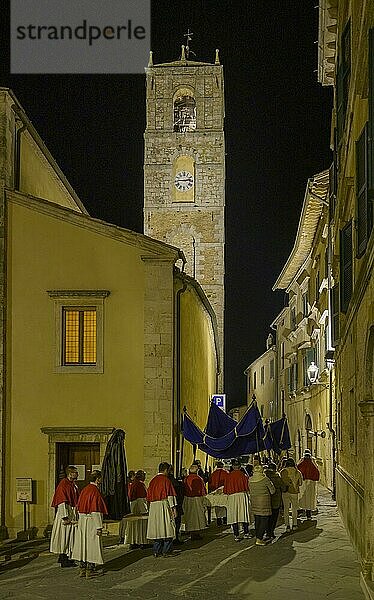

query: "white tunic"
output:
182 496 209 532
71 512 104 565
226 492 251 524
207 490 227 519
299 480 318 510
146 496 176 540
125 498 149 545
50 503 77 557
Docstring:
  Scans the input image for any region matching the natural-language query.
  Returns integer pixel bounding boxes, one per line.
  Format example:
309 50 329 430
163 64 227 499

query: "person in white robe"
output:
146 462 177 557
50 465 79 567
71 470 108 578
182 464 209 540
297 450 320 519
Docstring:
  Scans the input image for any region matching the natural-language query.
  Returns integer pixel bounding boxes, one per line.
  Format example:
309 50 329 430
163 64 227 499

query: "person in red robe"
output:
224 459 251 541
50 465 79 567
146 462 177 557
208 461 228 525
183 465 208 540
297 450 320 519
71 470 108 578
126 470 148 549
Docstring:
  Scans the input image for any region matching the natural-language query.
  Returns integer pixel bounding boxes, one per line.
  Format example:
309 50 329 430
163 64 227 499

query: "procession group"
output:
49 450 320 577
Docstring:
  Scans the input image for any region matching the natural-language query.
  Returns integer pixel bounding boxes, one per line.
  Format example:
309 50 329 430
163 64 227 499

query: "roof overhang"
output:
272 170 329 291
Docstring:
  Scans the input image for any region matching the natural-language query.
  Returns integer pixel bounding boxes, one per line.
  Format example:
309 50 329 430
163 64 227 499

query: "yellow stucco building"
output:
0 88 219 539
318 1 374 590
244 335 277 421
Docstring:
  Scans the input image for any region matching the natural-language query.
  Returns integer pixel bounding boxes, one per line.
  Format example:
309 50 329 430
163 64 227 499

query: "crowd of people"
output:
49 449 320 574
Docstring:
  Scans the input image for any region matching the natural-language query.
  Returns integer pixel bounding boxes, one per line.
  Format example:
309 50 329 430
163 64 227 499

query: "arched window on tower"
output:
173 91 196 132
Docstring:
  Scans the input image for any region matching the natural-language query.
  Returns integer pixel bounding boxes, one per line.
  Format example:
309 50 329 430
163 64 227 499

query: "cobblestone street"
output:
0 487 365 600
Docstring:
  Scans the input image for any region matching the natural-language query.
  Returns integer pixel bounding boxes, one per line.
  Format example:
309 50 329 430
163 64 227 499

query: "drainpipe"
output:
174 253 187 477
325 172 337 501
12 106 27 190
327 366 336 501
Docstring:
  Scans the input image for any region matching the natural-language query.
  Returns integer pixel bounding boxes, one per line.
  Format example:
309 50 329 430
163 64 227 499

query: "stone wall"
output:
144 62 225 388
142 257 175 477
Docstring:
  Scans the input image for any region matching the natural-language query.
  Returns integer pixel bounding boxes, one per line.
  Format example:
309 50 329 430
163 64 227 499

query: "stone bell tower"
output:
143 45 225 387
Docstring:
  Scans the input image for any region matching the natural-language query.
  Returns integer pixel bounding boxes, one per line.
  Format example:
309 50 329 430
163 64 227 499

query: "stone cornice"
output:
5 189 182 261
41 427 115 435
358 400 374 419
318 0 337 87
273 171 329 291
47 290 110 298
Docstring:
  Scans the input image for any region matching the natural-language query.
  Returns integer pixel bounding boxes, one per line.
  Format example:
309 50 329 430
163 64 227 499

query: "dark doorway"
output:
56 442 100 490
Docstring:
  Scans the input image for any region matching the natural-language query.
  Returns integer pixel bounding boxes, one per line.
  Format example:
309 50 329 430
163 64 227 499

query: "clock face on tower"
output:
174 170 194 192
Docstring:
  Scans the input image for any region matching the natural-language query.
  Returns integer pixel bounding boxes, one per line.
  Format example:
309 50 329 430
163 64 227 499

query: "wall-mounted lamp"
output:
307 361 329 389
307 361 319 384
311 430 326 439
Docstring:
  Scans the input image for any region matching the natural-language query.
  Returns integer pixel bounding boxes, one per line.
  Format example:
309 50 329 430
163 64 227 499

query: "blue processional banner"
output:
205 400 237 437
263 416 292 455
182 402 273 459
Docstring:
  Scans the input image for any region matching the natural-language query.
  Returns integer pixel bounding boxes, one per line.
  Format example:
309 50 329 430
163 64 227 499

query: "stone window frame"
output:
47 290 110 374
41 427 114 523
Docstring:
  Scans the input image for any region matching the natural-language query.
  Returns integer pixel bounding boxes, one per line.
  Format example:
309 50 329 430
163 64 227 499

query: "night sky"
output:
1 1 332 409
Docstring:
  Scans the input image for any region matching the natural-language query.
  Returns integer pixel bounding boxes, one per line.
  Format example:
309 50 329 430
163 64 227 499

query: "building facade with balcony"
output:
272 171 334 491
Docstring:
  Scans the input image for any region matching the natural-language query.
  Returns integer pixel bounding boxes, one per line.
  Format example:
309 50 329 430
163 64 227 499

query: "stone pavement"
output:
0 486 365 600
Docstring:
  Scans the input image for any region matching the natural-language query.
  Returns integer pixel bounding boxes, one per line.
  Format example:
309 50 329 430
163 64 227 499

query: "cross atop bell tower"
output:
183 29 195 60
143 47 225 389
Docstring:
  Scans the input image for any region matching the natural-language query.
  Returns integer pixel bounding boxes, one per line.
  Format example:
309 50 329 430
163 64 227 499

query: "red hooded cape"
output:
51 478 79 508
297 459 320 482
208 468 228 492
184 473 207 497
129 479 147 501
224 470 249 495
147 474 176 502
76 483 108 514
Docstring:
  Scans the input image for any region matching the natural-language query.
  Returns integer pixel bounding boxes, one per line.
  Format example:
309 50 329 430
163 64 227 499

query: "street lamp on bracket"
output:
307 361 330 389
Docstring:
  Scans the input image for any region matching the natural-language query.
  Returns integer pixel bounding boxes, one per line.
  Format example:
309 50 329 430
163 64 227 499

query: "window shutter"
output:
356 123 368 256
331 284 340 347
329 160 337 218
295 362 298 390
340 222 353 313
336 61 345 143
368 28 374 233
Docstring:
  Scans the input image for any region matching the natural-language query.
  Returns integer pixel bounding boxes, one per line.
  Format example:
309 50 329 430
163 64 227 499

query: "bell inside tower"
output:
173 95 196 132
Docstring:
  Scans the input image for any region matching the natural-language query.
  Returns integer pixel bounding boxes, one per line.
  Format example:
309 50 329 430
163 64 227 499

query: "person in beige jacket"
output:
280 458 303 531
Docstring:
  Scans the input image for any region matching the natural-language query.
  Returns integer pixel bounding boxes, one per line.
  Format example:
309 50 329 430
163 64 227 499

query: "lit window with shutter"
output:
63 308 97 365
47 290 109 373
